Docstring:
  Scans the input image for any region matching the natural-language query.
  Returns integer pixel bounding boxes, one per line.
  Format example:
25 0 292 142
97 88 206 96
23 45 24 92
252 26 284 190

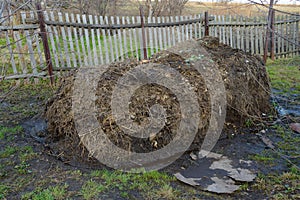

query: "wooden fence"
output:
209 14 300 57
0 11 299 80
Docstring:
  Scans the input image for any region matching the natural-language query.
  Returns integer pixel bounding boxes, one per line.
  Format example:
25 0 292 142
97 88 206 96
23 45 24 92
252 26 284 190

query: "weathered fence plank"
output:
152 17 159 53
50 11 65 68
58 12 71 68
162 17 167 49
94 16 104 64
21 12 37 75
122 17 128 59
82 14 93 66
166 17 172 47
30 11 43 67
137 16 144 60
100 16 110 64
126 16 134 60
13 32 27 75
89 15 99 65
1 12 299 81
77 14 88 66
116 16 124 61
148 16 154 55
71 13 82 67
66 13 77 68
5 32 17 74
170 16 176 45
132 16 139 60
44 12 59 69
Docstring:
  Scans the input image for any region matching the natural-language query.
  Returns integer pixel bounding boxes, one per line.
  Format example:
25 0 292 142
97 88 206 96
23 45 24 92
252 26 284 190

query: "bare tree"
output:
76 0 111 15
143 0 189 17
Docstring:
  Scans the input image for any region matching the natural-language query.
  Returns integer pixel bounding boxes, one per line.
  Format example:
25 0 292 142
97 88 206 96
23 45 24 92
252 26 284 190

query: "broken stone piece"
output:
174 151 256 194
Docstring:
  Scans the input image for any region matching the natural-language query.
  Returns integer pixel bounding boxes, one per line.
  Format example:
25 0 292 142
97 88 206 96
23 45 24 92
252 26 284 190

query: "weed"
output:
0 184 10 199
14 161 31 174
11 175 34 195
0 164 6 178
19 146 37 162
253 169 300 199
239 182 249 191
245 118 254 127
154 184 179 200
290 166 299 175
120 191 129 198
22 184 68 200
0 125 23 141
0 146 17 158
271 124 300 157
68 169 82 177
80 180 105 200
272 124 285 135
49 184 68 200
249 150 275 165
90 170 102 177
251 154 274 162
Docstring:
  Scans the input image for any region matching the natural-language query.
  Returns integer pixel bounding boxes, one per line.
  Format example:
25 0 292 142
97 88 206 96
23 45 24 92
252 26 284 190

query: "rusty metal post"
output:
140 6 147 60
263 0 274 64
270 9 275 60
36 2 54 84
205 11 209 36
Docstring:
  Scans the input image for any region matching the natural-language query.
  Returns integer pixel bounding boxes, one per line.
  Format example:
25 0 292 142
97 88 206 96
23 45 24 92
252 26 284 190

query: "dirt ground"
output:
0 57 299 199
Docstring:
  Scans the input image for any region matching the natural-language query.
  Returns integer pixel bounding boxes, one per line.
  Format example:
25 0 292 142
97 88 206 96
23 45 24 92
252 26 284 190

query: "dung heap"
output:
44 37 271 165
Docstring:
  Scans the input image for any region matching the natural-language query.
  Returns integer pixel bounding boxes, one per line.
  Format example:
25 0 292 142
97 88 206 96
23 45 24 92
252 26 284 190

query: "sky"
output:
190 0 300 5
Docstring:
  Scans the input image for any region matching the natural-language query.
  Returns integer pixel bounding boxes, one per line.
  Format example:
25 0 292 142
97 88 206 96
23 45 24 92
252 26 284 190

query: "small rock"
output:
260 130 266 134
290 123 300 134
190 152 197 160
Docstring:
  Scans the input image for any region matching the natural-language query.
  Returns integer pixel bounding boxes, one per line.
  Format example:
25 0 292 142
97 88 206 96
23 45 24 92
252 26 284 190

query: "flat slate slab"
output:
174 151 256 194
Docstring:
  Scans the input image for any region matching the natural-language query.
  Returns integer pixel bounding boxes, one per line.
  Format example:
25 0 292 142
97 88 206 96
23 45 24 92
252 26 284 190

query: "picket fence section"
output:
209 15 299 57
0 11 299 80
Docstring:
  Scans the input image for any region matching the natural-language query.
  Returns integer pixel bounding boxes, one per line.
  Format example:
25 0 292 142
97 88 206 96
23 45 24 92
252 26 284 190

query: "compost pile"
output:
44 37 271 165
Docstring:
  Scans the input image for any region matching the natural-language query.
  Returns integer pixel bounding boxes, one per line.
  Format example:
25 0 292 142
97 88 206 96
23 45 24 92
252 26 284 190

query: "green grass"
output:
249 149 276 165
21 184 68 200
14 161 31 175
19 146 37 162
0 125 23 141
0 184 10 199
1 32 161 77
0 146 18 158
254 167 300 199
81 169 178 199
80 180 105 200
250 121 300 199
272 124 300 157
266 57 300 93
0 144 37 161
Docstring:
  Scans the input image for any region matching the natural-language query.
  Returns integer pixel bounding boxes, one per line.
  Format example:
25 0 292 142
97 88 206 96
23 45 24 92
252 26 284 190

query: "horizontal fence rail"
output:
0 10 299 81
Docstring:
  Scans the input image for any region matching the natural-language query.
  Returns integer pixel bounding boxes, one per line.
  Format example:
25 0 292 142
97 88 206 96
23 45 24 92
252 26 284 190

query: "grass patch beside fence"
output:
266 57 300 94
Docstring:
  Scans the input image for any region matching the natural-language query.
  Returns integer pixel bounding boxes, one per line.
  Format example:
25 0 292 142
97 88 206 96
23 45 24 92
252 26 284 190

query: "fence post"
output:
140 6 148 60
263 0 275 64
36 2 54 84
205 11 209 36
270 10 275 60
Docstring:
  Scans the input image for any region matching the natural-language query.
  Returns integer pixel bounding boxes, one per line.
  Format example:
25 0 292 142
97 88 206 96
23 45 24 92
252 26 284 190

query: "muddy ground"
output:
0 68 299 199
